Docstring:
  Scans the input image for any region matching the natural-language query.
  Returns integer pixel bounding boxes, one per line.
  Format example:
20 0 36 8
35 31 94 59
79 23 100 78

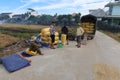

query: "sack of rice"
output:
55 32 59 37
61 34 67 45
83 28 89 31
89 26 94 28
87 31 93 33
42 32 50 37
89 28 94 31
41 28 50 33
25 48 37 56
41 37 49 41
89 23 94 26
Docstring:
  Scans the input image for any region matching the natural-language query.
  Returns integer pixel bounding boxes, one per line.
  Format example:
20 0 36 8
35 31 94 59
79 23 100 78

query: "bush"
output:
97 21 120 33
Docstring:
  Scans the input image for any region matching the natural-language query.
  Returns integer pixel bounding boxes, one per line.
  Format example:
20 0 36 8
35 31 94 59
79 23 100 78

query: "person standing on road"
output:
76 23 84 48
49 21 56 49
61 25 69 45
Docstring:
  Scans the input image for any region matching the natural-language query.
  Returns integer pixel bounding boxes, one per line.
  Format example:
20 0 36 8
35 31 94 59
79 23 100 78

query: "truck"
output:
81 14 97 39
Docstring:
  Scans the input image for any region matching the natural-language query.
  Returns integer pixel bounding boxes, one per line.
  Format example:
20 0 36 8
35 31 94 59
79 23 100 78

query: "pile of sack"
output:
81 23 95 33
40 28 59 44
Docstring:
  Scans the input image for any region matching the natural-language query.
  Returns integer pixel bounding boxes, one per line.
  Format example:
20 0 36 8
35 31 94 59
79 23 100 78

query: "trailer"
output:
81 14 97 39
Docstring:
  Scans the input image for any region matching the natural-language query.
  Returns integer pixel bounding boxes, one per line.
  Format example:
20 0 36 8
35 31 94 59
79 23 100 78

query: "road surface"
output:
0 31 120 80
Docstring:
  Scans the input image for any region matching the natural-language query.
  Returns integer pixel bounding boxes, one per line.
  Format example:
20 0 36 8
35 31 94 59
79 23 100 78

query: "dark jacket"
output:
61 26 68 34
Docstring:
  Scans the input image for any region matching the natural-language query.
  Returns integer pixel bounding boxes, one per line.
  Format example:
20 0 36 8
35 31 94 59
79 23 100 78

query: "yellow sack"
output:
89 23 94 26
89 28 94 31
41 37 49 41
41 28 50 33
42 32 50 37
83 28 89 31
25 48 37 56
42 41 49 44
85 26 90 28
61 34 67 45
84 23 89 26
55 32 59 36
82 25 86 28
87 31 94 33
81 23 86 26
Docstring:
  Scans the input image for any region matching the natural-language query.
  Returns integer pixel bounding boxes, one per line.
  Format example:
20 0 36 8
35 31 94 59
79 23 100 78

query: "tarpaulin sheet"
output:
1 54 30 72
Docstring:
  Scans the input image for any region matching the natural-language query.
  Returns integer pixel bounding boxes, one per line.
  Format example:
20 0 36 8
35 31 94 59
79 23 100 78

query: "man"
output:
49 22 56 49
61 25 69 45
76 23 84 48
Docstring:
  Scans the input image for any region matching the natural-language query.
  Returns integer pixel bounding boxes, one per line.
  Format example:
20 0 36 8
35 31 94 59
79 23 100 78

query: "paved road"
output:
0 31 120 80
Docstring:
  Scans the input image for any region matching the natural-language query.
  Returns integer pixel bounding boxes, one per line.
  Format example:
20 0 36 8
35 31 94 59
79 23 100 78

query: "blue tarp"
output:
21 52 32 57
1 54 30 72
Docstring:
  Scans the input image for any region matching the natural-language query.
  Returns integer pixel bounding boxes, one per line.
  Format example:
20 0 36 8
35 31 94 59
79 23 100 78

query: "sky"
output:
0 0 114 15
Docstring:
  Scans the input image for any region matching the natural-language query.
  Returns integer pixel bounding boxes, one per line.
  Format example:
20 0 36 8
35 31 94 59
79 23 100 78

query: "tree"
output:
74 13 81 24
38 15 55 25
27 15 39 24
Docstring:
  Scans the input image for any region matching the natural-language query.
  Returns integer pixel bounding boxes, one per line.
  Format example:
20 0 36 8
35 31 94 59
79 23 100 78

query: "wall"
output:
112 6 120 15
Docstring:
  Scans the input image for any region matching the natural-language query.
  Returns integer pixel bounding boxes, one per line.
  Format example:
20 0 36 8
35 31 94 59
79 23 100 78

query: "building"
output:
12 14 23 20
0 13 13 20
104 1 120 25
89 9 107 21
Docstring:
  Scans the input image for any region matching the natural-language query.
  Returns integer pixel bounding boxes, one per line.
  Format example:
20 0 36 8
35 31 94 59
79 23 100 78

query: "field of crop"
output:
0 23 49 29
0 23 49 38
0 33 19 49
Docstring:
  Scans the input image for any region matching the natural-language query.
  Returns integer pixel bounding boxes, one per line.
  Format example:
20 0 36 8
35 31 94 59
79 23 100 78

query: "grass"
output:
0 29 40 38
99 30 120 42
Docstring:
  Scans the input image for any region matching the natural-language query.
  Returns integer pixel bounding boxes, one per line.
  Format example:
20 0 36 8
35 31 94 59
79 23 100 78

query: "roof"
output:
105 2 120 7
71 13 77 17
89 9 107 17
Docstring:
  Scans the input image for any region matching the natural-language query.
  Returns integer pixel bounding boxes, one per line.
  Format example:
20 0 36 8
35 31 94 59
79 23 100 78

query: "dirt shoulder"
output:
0 33 29 58
0 33 19 48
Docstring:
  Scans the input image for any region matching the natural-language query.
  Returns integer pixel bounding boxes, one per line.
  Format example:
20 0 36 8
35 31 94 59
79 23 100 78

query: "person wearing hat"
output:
49 21 56 49
27 36 43 55
29 42 43 55
76 23 84 48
